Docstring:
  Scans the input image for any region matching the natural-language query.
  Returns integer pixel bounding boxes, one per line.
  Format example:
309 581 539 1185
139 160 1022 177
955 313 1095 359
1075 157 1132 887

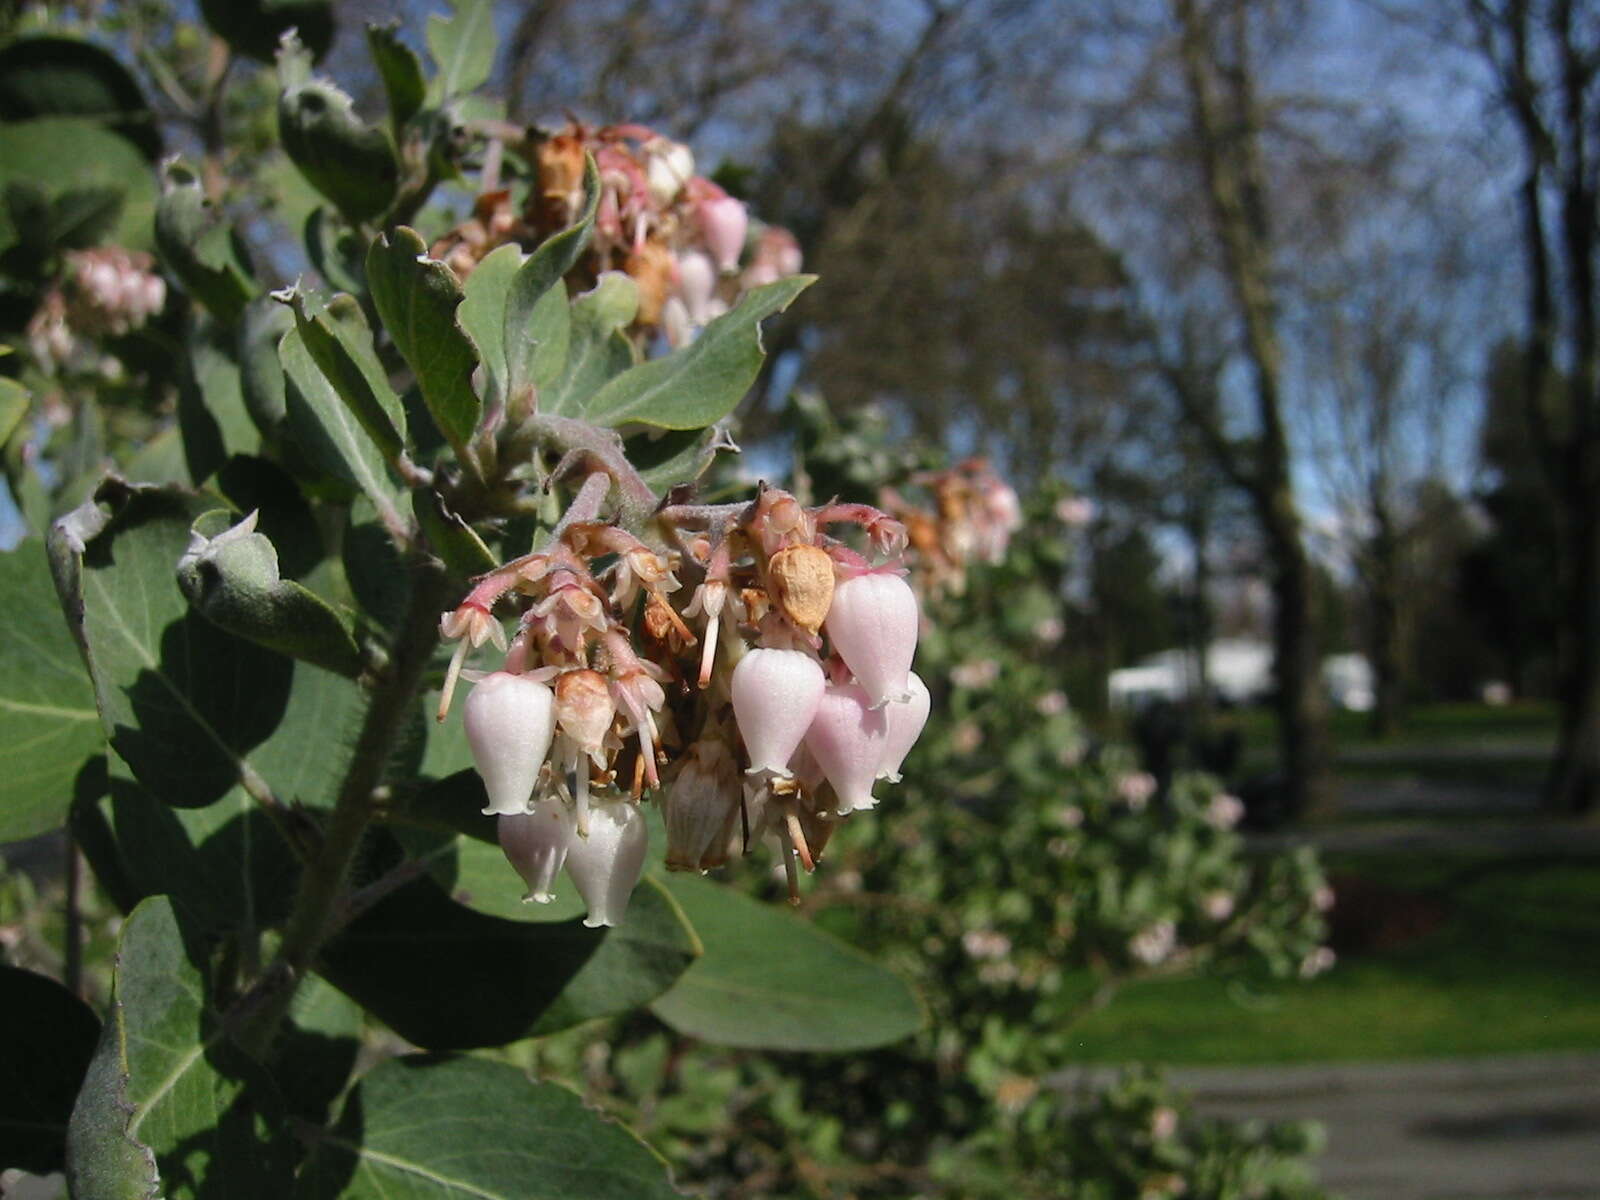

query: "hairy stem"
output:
232 558 452 1055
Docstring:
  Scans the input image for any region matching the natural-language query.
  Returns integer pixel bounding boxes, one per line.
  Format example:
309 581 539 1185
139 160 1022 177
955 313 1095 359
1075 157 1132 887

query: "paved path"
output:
1175 1054 1600 1200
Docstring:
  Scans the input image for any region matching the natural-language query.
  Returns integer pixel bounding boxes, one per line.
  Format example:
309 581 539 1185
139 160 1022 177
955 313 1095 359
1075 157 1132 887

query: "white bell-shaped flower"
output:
804 681 888 814
564 800 648 928
877 671 931 782
823 572 919 707
498 798 573 903
464 672 556 815
731 647 825 775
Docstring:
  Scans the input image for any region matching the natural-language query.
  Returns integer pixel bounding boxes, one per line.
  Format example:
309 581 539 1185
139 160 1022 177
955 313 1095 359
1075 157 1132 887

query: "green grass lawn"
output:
1060 852 1600 1065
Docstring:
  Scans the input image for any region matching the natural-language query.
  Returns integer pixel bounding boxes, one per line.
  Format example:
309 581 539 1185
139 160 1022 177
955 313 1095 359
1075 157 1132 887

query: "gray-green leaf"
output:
295 1055 680 1199
65 896 295 1200
543 271 639 416
366 22 426 133
583 275 813 429
279 324 399 519
153 159 253 325
503 155 600 403
281 288 407 461
278 78 398 225
366 226 481 453
652 873 924 1051
425 0 496 101
177 509 363 677
0 541 103 841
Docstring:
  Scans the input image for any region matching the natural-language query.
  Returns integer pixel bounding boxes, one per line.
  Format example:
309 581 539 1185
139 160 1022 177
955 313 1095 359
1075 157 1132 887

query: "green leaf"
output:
47 482 362 811
543 271 639 416
75 761 300 934
367 23 426 134
426 0 496 101
201 0 335 63
0 541 103 842
0 117 156 258
276 974 362 1125
46 186 126 252
652 873 925 1051
279 323 398 516
0 35 159 159
178 509 364 677
278 77 399 225
0 964 100 1173
282 289 407 462
367 226 481 452
503 156 600 402
0 376 28 450
66 896 294 1200
305 207 367 297
414 486 497 579
629 426 731 494
177 319 259 486
456 242 522 409
317 832 699 1048
237 297 293 437
295 1055 680 1200
583 275 814 429
154 159 254 324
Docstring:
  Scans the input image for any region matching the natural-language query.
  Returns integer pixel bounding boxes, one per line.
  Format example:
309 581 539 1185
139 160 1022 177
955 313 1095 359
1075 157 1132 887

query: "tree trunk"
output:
1548 439 1600 814
1366 509 1405 740
1263 491 1335 818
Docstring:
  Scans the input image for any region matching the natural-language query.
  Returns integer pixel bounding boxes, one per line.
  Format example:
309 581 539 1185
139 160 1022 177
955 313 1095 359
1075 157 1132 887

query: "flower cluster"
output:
26 247 166 371
879 458 1022 597
431 121 803 345
438 485 930 926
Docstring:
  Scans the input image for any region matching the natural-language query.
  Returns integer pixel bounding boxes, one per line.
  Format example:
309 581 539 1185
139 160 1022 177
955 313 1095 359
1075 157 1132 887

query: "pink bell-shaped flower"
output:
464 672 556 815
878 671 931 782
563 800 649 928
698 193 748 273
662 738 741 871
675 249 717 324
823 572 919 707
731 647 825 775
498 797 573 903
804 681 888 814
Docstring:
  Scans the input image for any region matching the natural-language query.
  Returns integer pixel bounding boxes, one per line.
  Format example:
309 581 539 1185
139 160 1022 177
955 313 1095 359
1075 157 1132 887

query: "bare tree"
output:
1453 0 1600 812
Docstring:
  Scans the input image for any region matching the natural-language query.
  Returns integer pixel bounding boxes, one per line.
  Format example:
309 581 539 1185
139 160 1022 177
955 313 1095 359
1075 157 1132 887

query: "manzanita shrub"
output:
0 3 928 1196
507 400 1337 1197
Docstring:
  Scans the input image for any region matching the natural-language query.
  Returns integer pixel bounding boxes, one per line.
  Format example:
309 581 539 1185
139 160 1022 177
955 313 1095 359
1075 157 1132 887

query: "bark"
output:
1473 0 1600 813
1364 506 1405 740
1173 0 1333 816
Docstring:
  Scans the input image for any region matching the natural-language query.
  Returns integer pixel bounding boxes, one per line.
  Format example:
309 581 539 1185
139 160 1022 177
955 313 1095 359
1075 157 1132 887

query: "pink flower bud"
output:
675 249 717 324
698 193 748 273
563 800 648 928
823 572 919 707
464 672 556 815
731 647 825 775
662 738 741 871
498 798 573 903
877 671 930 782
804 681 888 814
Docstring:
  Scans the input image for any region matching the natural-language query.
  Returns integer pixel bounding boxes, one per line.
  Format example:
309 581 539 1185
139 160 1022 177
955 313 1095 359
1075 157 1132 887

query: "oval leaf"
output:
295 1055 680 1200
317 832 698 1048
366 226 481 453
652 873 924 1051
426 0 496 100
65 896 294 1200
503 156 600 402
0 964 100 1173
0 541 103 841
582 275 813 429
